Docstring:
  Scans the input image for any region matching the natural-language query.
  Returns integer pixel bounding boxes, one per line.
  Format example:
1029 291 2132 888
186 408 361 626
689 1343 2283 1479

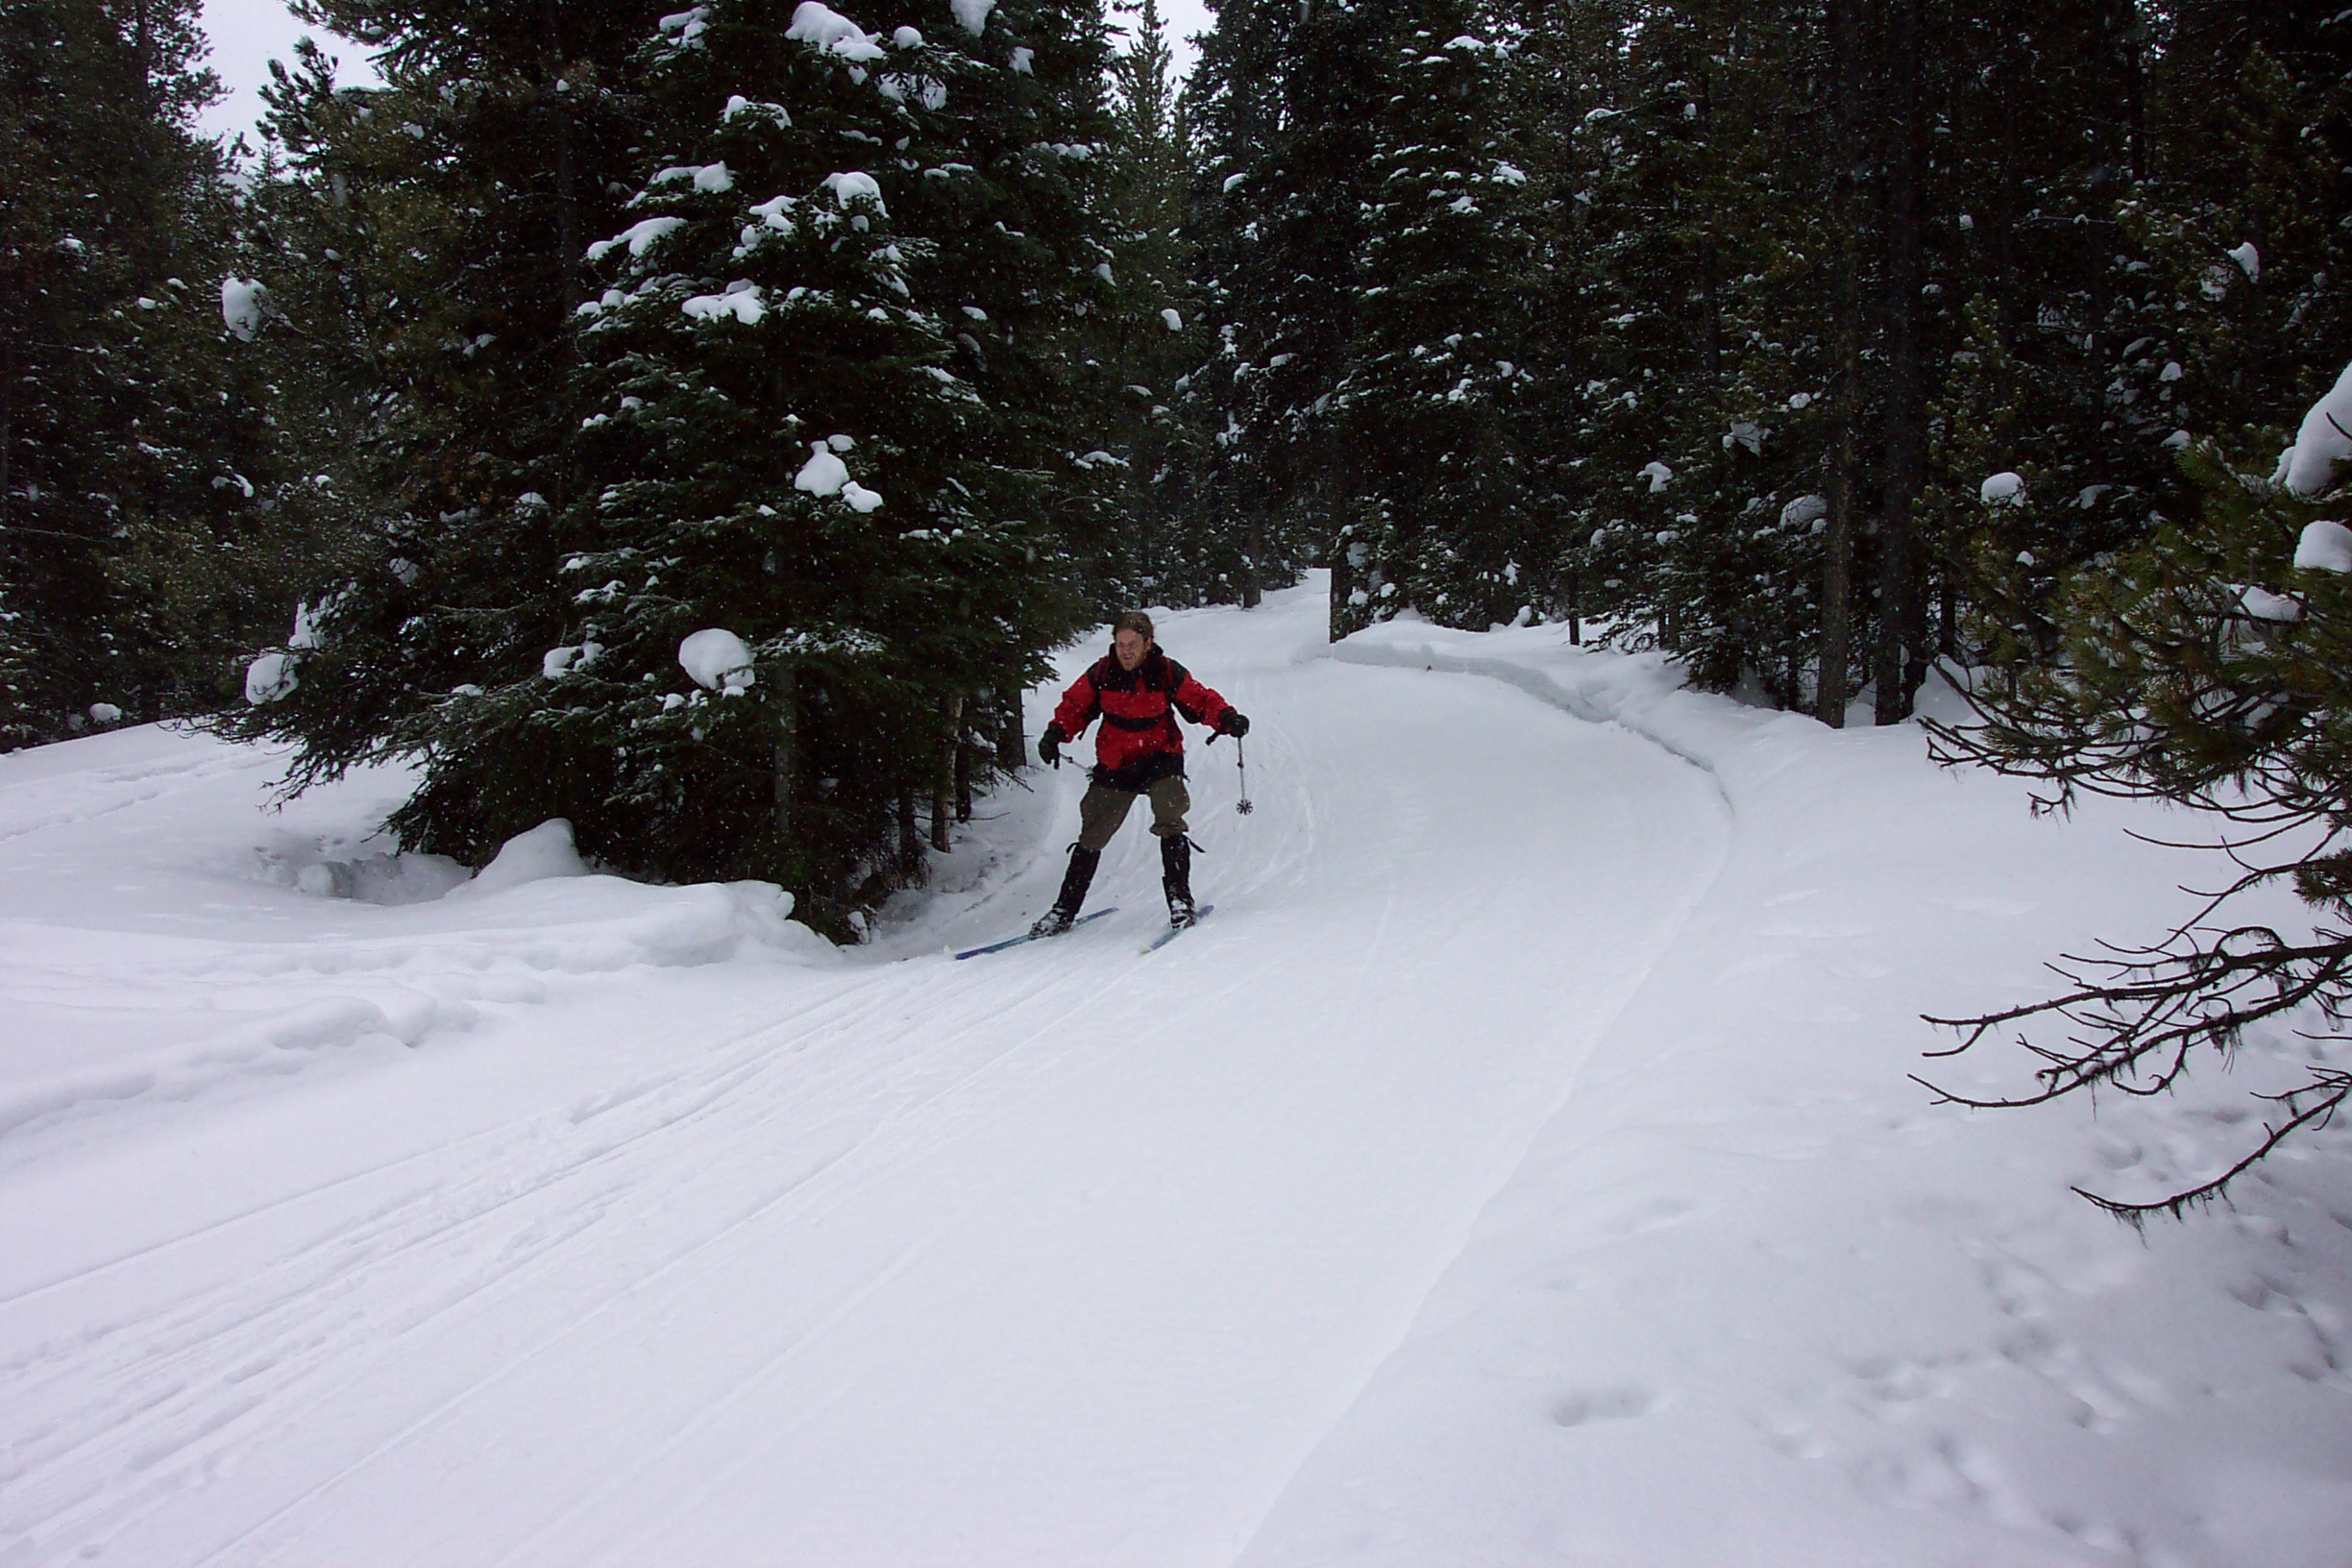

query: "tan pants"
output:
1077 775 1190 851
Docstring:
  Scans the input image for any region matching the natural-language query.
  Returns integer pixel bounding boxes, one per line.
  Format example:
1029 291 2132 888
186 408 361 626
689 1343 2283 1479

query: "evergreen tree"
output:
1180 0 1393 628
216 1 670 845
0 0 278 746
231 0 1115 935
1329 12 1540 635
1925 366 2352 1218
536 0 1091 929
1096 0 1217 607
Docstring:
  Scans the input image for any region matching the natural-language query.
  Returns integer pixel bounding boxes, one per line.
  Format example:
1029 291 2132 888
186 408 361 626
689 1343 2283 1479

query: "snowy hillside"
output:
3 577 2349 1567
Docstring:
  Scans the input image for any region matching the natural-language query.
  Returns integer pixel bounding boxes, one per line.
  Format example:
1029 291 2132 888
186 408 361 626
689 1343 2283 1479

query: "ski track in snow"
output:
0 582 1729 1567
3 579 2350 1566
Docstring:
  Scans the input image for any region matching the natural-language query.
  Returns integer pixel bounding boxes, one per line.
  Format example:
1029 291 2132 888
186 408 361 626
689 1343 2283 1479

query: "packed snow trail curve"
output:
0 582 1729 1567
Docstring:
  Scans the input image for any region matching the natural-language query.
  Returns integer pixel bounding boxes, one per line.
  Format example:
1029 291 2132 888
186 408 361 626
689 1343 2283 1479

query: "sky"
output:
194 0 375 146
194 0 1212 147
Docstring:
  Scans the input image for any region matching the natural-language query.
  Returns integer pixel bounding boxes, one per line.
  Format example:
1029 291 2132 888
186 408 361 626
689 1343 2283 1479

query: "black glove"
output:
1219 711 1251 738
1037 723 1065 767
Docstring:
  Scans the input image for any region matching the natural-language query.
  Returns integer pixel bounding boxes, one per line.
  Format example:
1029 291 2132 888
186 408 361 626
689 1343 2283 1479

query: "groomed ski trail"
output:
0 580 1730 1567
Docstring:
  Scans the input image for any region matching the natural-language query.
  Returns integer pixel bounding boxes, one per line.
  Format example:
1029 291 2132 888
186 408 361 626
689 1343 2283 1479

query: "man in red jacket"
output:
1032 610 1250 935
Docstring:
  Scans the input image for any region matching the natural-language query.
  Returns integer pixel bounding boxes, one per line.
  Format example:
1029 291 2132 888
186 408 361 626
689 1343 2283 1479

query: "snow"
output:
723 94 791 129
841 481 883 512
3 579 2349 1565
1981 470 2026 504
2296 519 2352 573
794 444 852 497
747 192 798 236
586 215 685 262
2229 241 2261 282
677 627 756 691
950 0 994 34
1780 493 1828 529
822 169 885 211
893 24 923 45
785 1 887 61
1162 307 1185 331
681 282 765 326
443 819 589 900
1009 45 1033 73
2237 584 2303 623
218 276 269 341
1640 459 1674 491
2282 359 2352 499
242 650 296 704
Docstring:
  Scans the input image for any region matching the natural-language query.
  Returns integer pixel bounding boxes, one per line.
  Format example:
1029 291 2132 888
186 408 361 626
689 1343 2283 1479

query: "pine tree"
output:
215 1 670 843
1329 10 1540 635
530 0 1092 928
0 0 278 746
1181 0 1394 630
1925 365 2352 1218
229 0 1117 934
1096 0 1220 607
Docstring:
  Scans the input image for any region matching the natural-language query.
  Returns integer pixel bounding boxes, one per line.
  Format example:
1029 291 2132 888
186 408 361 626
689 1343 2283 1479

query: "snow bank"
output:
445 819 589 900
1299 607 2352 1568
1980 470 2026 504
0 729 841 1146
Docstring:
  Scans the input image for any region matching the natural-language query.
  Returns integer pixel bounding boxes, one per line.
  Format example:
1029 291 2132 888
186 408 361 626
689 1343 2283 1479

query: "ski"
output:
952 907 1116 960
1140 904 1213 954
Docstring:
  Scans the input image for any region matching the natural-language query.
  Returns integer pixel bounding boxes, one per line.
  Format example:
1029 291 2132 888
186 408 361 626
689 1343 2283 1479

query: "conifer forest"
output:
4 0 2347 946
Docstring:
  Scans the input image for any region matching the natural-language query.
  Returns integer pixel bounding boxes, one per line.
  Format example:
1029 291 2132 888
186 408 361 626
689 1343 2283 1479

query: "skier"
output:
1032 611 1250 935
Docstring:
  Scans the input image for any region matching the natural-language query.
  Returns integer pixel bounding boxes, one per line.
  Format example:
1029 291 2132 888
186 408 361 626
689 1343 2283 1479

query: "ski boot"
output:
1161 834 1200 929
1029 845 1101 938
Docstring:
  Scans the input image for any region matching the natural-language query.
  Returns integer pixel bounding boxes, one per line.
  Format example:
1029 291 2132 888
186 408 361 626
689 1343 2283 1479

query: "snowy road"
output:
0 584 1733 1565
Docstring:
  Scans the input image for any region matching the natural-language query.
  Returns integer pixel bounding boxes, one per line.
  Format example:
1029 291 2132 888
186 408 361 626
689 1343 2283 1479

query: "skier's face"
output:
1114 629 1151 671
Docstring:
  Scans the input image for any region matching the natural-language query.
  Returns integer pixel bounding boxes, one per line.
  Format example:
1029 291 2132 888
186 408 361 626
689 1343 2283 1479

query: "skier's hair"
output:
1114 611 1154 642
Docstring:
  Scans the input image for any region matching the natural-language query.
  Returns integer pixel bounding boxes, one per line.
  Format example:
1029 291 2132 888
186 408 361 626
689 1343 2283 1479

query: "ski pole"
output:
1235 734 1253 815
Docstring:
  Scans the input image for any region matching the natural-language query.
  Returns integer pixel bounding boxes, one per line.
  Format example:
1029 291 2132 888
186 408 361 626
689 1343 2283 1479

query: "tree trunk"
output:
1329 523 1356 641
996 673 1026 771
1814 0 1864 729
954 697 974 822
930 695 961 851
544 2 583 316
1873 0 1926 726
1241 511 1263 608
772 665 797 874
0 328 13 542
897 787 919 875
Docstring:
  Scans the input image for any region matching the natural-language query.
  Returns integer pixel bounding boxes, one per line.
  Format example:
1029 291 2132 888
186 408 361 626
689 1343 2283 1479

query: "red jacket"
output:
1051 647 1235 788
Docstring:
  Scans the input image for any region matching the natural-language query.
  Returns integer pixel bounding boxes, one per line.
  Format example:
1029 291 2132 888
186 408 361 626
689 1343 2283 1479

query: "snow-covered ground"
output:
3 576 2349 1567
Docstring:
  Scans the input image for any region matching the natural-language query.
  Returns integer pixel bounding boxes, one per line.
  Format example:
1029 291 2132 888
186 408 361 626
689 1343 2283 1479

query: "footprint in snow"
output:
1551 1385 1659 1428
